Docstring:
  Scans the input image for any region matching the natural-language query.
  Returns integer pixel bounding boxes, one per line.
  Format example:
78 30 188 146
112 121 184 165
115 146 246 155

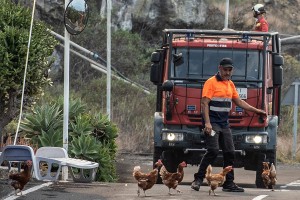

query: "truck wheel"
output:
266 150 276 167
153 147 163 184
255 153 266 188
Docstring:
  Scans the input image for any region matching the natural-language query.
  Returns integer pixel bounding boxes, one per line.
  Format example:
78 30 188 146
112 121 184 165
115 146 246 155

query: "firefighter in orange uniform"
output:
252 4 269 32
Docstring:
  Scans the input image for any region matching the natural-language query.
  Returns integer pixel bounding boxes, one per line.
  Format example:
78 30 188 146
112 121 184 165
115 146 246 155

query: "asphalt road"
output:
1 154 300 200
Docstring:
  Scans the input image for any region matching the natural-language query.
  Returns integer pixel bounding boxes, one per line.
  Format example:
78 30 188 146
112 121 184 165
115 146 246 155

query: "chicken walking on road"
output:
262 162 277 191
159 161 187 195
132 159 163 196
9 160 33 195
205 165 233 196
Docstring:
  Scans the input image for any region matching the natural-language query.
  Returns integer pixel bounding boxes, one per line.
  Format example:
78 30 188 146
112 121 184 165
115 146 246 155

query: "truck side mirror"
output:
151 52 161 62
273 54 284 86
150 52 161 84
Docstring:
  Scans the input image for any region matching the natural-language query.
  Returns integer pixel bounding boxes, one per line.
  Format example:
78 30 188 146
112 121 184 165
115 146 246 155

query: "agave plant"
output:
38 128 63 147
57 96 87 121
69 114 93 138
20 104 62 146
95 143 117 182
69 134 99 161
91 113 118 141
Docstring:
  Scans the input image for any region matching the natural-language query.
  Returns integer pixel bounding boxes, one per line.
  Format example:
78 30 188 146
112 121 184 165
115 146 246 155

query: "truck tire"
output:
255 153 266 188
266 150 276 167
153 147 163 184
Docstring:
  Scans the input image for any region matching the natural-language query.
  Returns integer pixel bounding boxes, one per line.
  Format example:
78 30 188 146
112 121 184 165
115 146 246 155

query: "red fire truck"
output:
150 29 283 187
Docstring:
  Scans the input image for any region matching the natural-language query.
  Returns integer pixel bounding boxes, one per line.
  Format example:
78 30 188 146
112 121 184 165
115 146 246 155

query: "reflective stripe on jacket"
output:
202 73 239 125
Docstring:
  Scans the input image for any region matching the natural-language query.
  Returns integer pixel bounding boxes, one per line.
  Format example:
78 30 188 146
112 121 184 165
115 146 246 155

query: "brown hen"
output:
159 161 187 195
205 164 233 196
133 159 163 196
9 160 33 195
262 162 277 191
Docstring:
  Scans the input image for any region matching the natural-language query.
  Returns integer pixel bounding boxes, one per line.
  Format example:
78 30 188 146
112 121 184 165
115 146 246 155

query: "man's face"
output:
218 66 233 80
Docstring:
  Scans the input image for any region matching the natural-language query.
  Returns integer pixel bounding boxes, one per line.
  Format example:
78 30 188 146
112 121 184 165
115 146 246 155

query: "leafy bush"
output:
20 97 118 182
20 104 63 146
0 0 58 139
38 128 63 147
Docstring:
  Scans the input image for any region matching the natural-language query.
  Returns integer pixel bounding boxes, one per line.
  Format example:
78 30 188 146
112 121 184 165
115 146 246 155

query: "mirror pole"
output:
62 0 70 181
107 0 112 121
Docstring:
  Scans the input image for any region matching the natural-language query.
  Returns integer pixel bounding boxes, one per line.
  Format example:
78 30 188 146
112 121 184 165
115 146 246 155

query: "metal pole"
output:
51 30 151 94
62 0 70 181
107 0 112 120
281 35 300 42
292 82 299 160
224 0 229 29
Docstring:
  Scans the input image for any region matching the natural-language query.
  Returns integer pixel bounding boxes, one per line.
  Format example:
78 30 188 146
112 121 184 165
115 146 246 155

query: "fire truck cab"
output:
150 29 284 187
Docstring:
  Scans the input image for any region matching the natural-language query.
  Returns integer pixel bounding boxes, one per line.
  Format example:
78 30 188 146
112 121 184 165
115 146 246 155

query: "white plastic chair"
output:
35 147 99 182
0 145 99 182
0 145 40 179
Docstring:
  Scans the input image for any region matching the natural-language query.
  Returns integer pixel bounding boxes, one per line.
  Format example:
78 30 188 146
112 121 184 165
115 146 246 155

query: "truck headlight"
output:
245 135 267 144
162 132 184 141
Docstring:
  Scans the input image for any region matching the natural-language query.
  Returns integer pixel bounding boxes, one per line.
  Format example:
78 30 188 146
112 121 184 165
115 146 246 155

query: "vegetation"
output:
0 0 58 139
1 1 300 186
19 97 118 182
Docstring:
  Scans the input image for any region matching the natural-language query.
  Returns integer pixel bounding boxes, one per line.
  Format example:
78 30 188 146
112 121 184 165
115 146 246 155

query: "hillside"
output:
10 0 300 159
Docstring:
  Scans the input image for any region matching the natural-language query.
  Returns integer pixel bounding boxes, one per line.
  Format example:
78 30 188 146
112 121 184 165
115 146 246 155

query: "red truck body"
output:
150 29 284 187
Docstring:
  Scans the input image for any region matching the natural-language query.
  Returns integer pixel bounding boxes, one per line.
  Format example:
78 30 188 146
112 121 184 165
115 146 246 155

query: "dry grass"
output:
277 135 300 163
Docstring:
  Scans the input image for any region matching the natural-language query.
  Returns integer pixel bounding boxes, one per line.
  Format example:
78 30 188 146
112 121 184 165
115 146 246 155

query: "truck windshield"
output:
171 48 263 82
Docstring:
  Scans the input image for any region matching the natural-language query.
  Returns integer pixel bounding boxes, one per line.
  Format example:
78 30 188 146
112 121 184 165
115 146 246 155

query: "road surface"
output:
1 153 300 200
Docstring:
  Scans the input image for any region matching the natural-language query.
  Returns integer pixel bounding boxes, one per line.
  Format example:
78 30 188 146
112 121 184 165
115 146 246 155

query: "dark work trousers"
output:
194 123 235 183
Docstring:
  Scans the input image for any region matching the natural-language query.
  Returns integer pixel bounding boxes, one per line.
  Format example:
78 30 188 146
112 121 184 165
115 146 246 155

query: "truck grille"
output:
187 114 202 122
229 116 243 124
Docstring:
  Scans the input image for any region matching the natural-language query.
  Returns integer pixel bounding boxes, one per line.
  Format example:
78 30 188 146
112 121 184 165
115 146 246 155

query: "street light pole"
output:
292 82 299 160
107 0 111 120
62 0 70 181
224 0 229 29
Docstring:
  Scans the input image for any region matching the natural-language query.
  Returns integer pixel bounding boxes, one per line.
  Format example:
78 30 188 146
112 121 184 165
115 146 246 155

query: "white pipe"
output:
49 30 101 60
224 0 229 29
62 0 70 181
292 82 299 160
280 35 300 41
107 0 112 120
61 44 151 94
53 33 151 94
14 0 37 145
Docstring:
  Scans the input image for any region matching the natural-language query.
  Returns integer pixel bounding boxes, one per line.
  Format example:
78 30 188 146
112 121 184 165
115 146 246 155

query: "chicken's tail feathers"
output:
270 163 276 171
159 165 168 178
205 164 212 177
133 166 141 173
270 163 276 177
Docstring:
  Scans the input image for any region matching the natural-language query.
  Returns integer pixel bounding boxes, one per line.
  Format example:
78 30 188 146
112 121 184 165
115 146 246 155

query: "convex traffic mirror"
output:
64 0 89 35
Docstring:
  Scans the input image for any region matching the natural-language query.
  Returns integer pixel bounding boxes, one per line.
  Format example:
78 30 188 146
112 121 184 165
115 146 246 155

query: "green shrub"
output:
20 96 118 182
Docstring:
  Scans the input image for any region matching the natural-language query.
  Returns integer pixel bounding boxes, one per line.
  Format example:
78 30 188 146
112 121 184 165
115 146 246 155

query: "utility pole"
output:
107 0 112 120
62 0 70 181
224 0 229 29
